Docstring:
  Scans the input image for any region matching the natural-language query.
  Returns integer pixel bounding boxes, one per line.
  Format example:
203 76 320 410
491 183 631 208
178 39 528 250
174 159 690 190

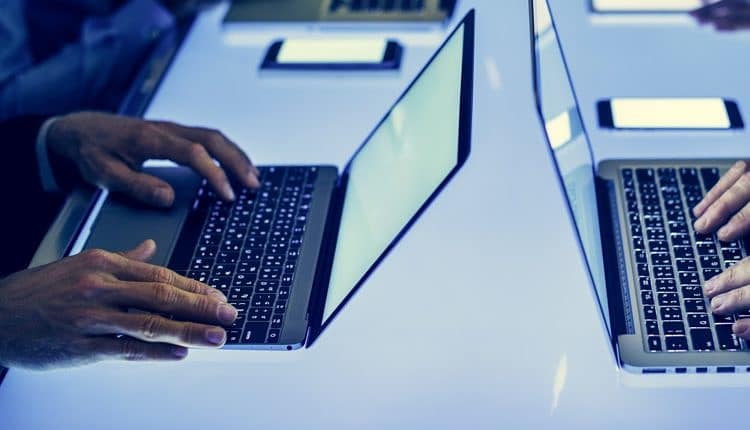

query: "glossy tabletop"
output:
2 1 750 428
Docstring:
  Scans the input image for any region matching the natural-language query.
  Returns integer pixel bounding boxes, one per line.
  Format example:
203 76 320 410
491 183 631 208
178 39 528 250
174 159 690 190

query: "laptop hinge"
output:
595 177 635 340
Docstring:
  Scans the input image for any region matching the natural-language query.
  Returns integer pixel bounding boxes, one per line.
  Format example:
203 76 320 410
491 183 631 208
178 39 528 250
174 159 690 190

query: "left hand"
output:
691 0 750 31
47 112 260 208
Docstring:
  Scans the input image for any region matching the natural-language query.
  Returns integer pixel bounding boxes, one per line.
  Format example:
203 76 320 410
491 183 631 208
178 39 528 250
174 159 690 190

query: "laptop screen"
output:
531 0 611 329
321 13 473 325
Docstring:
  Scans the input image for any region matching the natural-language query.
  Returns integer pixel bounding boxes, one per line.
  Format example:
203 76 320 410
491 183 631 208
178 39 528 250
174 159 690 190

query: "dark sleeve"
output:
0 115 46 197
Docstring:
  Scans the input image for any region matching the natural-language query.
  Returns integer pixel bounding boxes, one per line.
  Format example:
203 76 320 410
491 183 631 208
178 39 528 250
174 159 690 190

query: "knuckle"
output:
179 323 198 344
734 207 750 224
70 310 99 330
80 249 113 268
139 314 163 340
188 143 209 162
152 266 175 285
120 338 146 361
152 283 179 308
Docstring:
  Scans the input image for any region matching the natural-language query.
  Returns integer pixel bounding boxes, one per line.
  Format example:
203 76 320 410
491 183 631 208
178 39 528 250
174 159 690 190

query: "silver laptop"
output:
35 11 474 351
531 0 750 373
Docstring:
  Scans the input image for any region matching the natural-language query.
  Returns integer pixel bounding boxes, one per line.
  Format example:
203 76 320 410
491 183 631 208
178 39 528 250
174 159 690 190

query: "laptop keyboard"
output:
328 0 426 13
622 166 750 353
169 166 317 346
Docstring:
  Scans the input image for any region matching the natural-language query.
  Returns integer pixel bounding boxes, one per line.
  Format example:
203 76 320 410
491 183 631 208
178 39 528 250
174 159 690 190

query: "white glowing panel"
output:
611 98 730 129
592 0 703 12
277 39 387 64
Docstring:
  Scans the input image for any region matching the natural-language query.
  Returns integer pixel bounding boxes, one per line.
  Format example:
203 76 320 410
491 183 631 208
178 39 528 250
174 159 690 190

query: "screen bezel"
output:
307 10 475 344
529 0 617 345
261 39 403 71
597 98 745 130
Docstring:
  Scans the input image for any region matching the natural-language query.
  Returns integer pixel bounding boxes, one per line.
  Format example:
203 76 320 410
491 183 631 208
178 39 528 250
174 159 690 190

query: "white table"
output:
3 1 750 428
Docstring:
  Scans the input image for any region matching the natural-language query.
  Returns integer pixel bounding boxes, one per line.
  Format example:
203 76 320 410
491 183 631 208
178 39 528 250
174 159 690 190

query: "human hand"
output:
0 240 237 370
704 258 750 340
691 0 750 31
47 112 260 208
693 161 750 241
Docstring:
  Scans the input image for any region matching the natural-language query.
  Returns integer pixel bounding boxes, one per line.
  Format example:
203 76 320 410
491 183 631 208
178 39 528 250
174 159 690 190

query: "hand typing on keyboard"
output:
46 112 260 207
694 160 750 341
694 161 750 242
0 240 238 369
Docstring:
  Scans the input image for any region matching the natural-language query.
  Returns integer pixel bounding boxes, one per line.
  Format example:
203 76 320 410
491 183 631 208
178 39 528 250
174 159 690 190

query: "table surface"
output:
3 1 750 428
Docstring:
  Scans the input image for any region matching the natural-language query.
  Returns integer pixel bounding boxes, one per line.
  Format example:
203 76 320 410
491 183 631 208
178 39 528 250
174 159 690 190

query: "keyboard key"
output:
684 299 707 314
648 336 662 352
241 323 269 343
653 265 674 279
267 329 280 344
663 321 685 335
642 291 655 305
716 324 741 350
700 168 720 190
696 243 717 256
656 279 677 292
682 285 704 299
665 336 688 351
660 307 682 321
688 314 710 328
679 272 699 285
723 248 743 261
674 246 694 259
703 269 722 280
690 329 715 351
650 253 671 266
639 277 652 291
676 259 697 272
670 234 691 246
646 320 659 335
657 293 679 306
226 329 242 344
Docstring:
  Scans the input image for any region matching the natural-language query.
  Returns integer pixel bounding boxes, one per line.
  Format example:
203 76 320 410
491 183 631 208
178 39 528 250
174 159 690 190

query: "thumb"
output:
120 240 157 262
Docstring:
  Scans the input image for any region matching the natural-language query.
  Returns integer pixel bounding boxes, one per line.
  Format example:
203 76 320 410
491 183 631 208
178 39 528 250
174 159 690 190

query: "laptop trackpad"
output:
83 167 201 267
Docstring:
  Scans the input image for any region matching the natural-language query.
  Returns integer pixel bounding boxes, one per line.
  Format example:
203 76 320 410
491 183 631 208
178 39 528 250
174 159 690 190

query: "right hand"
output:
691 0 750 31
0 240 237 370
693 161 750 241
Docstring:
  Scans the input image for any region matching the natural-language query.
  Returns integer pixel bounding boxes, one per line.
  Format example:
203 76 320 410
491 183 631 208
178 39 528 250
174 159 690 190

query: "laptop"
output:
531 0 750 373
66 11 474 350
224 0 457 24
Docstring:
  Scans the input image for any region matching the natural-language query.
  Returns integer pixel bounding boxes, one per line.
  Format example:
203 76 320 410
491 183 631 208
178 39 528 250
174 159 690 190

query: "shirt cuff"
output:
35 117 61 193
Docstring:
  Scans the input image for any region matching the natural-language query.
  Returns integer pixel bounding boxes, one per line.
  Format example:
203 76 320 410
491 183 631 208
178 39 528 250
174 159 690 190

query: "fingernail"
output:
218 303 238 324
206 328 226 345
694 217 706 231
222 183 236 201
711 295 726 312
248 172 260 188
155 187 173 206
718 226 730 240
208 289 228 302
172 346 188 358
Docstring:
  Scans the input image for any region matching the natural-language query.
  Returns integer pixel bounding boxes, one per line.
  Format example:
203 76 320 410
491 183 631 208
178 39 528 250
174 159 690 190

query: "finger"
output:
156 122 260 189
106 281 237 325
694 171 750 234
732 319 750 340
716 201 750 241
82 312 227 347
693 161 746 218
704 257 750 298
107 253 227 302
119 239 157 262
87 336 189 361
709 286 750 315
100 159 175 208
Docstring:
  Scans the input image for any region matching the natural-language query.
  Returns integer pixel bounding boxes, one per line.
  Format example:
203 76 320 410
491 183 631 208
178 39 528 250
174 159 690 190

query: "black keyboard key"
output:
687 314 710 328
641 291 655 305
684 299 707 313
660 307 683 320
241 322 269 343
267 329 280 344
644 306 657 320
273 301 287 314
716 324 741 350
656 279 677 292
658 293 679 306
676 259 697 272
663 321 685 335
648 336 662 352
723 248 743 261
682 285 704 299
653 265 674 279
679 168 699 185
647 228 667 241
270 315 284 329
646 320 659 335
633 237 644 250
639 277 652 291
679 272 699 285
720 240 742 249
637 168 656 184
650 253 671 266
665 336 688 351
713 313 735 323
248 308 271 322
696 243 717 256
703 268 722 280
670 234 691 246
648 240 668 252
690 329 715 351
226 329 242 344
674 246 694 259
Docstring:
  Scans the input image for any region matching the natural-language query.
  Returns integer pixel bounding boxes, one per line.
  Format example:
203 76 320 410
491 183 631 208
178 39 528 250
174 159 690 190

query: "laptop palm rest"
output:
83 167 201 266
